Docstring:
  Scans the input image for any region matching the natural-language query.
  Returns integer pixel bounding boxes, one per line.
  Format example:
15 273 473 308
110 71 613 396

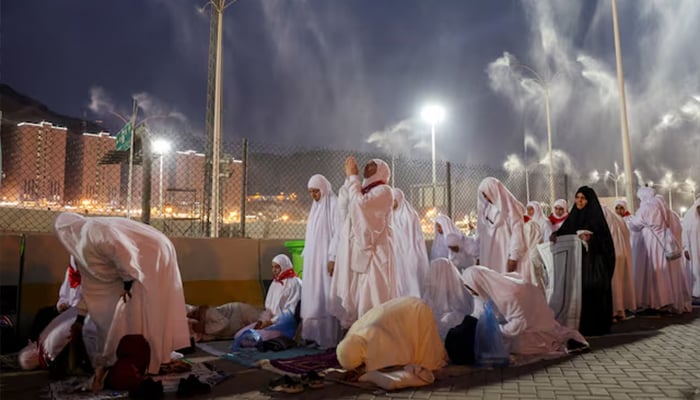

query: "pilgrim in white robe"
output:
422 258 473 339
523 218 547 291
446 233 478 271
602 206 637 317
301 174 341 348
336 296 447 373
682 197 700 298
57 256 83 310
391 188 430 298
328 181 360 329
549 199 569 232
527 201 553 243
344 158 397 319
476 177 528 276
264 254 302 322
627 188 673 310
53 213 189 375
462 266 587 356
657 195 692 313
430 214 462 260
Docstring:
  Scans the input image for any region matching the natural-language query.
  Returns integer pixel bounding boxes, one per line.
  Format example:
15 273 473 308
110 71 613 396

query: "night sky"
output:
3 1 699 185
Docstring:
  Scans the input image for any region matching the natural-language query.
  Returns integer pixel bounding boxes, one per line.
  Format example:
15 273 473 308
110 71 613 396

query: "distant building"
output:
65 132 120 208
0 121 67 204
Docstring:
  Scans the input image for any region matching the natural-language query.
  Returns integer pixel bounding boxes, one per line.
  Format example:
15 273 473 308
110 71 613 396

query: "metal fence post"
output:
240 138 248 238
140 128 152 225
446 161 452 219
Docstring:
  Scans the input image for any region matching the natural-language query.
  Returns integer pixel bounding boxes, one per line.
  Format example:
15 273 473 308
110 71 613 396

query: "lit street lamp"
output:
659 172 679 210
152 139 172 218
421 104 445 207
605 161 624 198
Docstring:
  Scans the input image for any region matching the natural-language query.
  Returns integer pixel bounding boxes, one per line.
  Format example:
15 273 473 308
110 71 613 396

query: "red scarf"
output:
549 214 568 225
274 269 298 285
361 180 386 195
622 211 631 217
523 215 531 223
68 266 82 288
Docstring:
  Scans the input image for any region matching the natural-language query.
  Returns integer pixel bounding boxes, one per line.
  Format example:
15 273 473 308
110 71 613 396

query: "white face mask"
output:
483 202 500 226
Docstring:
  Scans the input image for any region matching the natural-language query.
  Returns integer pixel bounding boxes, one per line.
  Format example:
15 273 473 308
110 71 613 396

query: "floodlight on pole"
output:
421 104 446 208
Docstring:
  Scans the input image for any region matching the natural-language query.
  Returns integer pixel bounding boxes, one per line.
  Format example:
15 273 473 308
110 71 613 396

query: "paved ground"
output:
1 307 699 400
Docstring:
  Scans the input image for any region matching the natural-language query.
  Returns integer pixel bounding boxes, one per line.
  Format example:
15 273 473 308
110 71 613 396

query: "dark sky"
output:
2 1 699 186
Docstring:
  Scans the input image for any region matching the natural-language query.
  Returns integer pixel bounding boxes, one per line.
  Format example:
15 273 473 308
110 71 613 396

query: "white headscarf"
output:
553 199 568 213
304 174 337 258
613 198 628 211
526 201 552 243
422 258 473 338
637 186 656 205
362 159 391 188
430 214 462 260
272 254 294 272
477 177 526 234
53 212 88 268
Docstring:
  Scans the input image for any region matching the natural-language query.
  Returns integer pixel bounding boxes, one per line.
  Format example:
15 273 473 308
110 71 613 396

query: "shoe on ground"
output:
129 378 164 399
177 374 211 397
566 339 590 354
301 371 324 389
268 375 304 394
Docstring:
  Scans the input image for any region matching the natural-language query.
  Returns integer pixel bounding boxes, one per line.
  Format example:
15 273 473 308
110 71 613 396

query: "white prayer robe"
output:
430 215 462 260
627 188 673 310
391 188 430 298
682 199 700 297
523 219 546 290
328 181 359 329
527 201 553 243
336 297 447 372
301 175 341 348
345 159 397 319
56 256 83 310
462 266 587 356
657 195 692 313
53 213 189 374
476 177 528 276
422 258 473 339
446 232 478 271
602 206 637 316
265 255 302 321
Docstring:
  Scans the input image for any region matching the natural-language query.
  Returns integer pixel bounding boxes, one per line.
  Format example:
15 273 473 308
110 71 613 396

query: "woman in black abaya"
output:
552 186 615 336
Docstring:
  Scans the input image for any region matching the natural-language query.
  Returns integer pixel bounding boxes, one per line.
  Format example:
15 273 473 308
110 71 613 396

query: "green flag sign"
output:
115 122 132 151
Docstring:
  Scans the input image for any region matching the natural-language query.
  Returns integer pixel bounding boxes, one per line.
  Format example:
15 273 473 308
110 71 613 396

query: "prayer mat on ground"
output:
47 361 227 400
219 345 326 368
261 348 340 375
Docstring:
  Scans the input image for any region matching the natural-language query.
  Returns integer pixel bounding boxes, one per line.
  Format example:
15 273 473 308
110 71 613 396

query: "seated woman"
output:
422 258 473 339
336 297 447 389
462 266 588 356
233 254 302 347
186 302 263 342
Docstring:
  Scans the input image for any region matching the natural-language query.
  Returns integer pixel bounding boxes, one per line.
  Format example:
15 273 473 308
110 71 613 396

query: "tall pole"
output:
126 100 138 219
210 0 224 237
159 155 164 217
668 190 673 211
544 87 555 206
612 0 635 213
431 124 436 207
614 180 619 198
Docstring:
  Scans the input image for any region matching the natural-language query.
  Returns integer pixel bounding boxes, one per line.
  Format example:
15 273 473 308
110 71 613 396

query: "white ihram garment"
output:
391 188 430 298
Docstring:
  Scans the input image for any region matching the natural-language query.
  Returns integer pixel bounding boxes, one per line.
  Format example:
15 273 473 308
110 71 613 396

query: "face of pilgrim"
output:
575 192 588 210
615 205 626 217
527 206 535 217
448 245 459 253
308 188 321 202
363 161 377 179
435 223 444 235
271 262 282 278
554 206 565 217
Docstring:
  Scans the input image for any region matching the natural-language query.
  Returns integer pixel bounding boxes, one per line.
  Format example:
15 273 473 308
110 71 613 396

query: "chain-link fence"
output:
0 117 590 239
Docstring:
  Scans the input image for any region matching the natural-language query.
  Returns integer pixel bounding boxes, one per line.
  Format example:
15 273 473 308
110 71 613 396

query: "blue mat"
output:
196 340 326 368
222 346 326 367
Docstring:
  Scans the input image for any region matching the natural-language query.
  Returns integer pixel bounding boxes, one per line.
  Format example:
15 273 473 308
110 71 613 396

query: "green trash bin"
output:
283 240 305 278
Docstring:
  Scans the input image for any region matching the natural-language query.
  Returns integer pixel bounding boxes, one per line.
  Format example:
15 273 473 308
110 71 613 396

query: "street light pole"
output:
421 104 446 209
431 123 436 206
159 155 165 217
611 0 636 213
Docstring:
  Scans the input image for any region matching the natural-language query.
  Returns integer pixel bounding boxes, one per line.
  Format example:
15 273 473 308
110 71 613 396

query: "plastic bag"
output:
229 307 297 351
474 300 509 368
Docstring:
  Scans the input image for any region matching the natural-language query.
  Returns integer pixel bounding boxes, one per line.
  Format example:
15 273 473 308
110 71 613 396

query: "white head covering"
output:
553 199 568 211
477 177 526 234
526 201 545 220
637 186 656 204
362 159 391 188
613 198 628 211
430 214 462 260
304 174 337 258
446 233 462 248
422 258 473 338
307 174 332 197
53 212 88 268
391 187 430 298
272 254 293 272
